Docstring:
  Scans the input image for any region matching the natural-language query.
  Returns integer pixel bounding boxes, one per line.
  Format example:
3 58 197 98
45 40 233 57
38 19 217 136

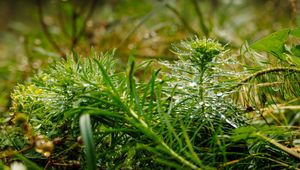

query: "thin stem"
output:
70 0 97 49
118 4 162 48
256 156 300 170
0 145 34 159
191 0 209 36
36 0 66 60
219 154 260 168
198 68 206 101
57 3 70 38
289 0 297 26
117 104 201 169
71 2 78 47
165 3 199 36
256 132 300 160
232 67 300 90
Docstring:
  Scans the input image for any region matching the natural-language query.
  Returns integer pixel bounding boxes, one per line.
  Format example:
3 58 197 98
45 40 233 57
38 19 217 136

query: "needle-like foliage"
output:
2 36 300 169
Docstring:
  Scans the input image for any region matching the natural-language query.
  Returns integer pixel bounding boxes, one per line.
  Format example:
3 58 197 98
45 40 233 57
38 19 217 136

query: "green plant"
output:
1 35 300 169
227 28 300 169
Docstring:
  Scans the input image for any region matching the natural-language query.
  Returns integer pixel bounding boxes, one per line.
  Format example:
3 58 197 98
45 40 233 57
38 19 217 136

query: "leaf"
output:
72 49 79 63
250 29 290 60
290 28 300 39
291 45 300 57
290 45 300 66
231 126 257 142
80 114 97 170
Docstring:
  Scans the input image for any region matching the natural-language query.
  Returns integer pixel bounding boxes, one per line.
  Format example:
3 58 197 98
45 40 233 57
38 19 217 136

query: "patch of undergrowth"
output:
1 36 300 169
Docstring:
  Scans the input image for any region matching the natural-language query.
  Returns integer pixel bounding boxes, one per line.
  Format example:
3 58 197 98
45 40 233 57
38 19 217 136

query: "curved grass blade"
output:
15 154 43 170
80 114 97 170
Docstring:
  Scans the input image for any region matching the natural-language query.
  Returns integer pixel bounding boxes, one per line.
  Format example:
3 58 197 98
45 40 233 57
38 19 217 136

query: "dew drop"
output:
188 82 197 87
216 92 223 97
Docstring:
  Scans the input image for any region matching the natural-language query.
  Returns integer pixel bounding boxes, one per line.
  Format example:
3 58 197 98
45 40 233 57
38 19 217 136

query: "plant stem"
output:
70 0 97 49
232 67 300 90
36 0 66 59
165 3 199 36
128 108 201 169
256 132 300 160
191 0 209 36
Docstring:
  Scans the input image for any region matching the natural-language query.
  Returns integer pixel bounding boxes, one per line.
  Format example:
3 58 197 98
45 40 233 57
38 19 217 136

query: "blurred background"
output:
0 0 299 112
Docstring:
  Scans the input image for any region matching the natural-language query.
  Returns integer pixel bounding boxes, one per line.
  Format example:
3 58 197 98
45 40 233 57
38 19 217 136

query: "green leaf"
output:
290 45 300 66
291 45 300 57
250 29 290 60
72 49 79 63
290 28 300 39
80 114 97 170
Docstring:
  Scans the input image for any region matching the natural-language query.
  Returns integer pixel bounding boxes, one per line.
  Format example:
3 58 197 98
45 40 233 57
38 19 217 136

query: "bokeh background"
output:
0 0 298 112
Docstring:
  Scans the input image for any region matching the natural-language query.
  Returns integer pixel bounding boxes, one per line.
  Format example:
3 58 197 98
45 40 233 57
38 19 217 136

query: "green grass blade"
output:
147 69 160 115
80 114 97 170
180 122 202 166
15 154 43 170
94 58 119 96
256 132 300 160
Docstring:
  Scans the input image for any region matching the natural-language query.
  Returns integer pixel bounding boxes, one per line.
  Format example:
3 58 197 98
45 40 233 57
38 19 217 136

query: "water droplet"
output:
188 82 197 87
205 103 210 107
216 92 223 97
83 83 90 87
177 86 183 90
190 115 195 119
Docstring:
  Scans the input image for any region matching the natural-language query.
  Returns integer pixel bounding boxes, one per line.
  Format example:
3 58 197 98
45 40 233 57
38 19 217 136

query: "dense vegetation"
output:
0 0 300 169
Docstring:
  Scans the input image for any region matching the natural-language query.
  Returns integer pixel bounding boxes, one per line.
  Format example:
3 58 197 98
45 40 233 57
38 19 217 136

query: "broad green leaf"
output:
250 29 290 60
80 114 97 170
291 45 300 57
290 28 300 39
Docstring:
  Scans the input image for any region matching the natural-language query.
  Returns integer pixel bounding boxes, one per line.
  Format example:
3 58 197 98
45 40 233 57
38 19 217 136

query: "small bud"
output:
53 137 62 145
77 136 83 146
35 135 54 157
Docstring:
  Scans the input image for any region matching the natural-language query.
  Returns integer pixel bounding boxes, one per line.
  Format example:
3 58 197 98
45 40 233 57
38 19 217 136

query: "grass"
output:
0 1 300 169
1 36 299 169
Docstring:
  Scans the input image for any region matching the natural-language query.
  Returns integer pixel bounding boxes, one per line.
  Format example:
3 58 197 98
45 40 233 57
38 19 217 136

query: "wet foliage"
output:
1 0 300 169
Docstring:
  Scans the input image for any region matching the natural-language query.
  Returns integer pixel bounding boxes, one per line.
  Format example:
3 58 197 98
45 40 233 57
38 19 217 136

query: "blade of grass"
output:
155 158 185 169
96 58 201 169
127 58 144 115
94 58 119 97
80 114 96 170
180 121 203 166
255 156 300 170
15 154 43 170
147 69 161 115
255 132 300 160
157 84 183 149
